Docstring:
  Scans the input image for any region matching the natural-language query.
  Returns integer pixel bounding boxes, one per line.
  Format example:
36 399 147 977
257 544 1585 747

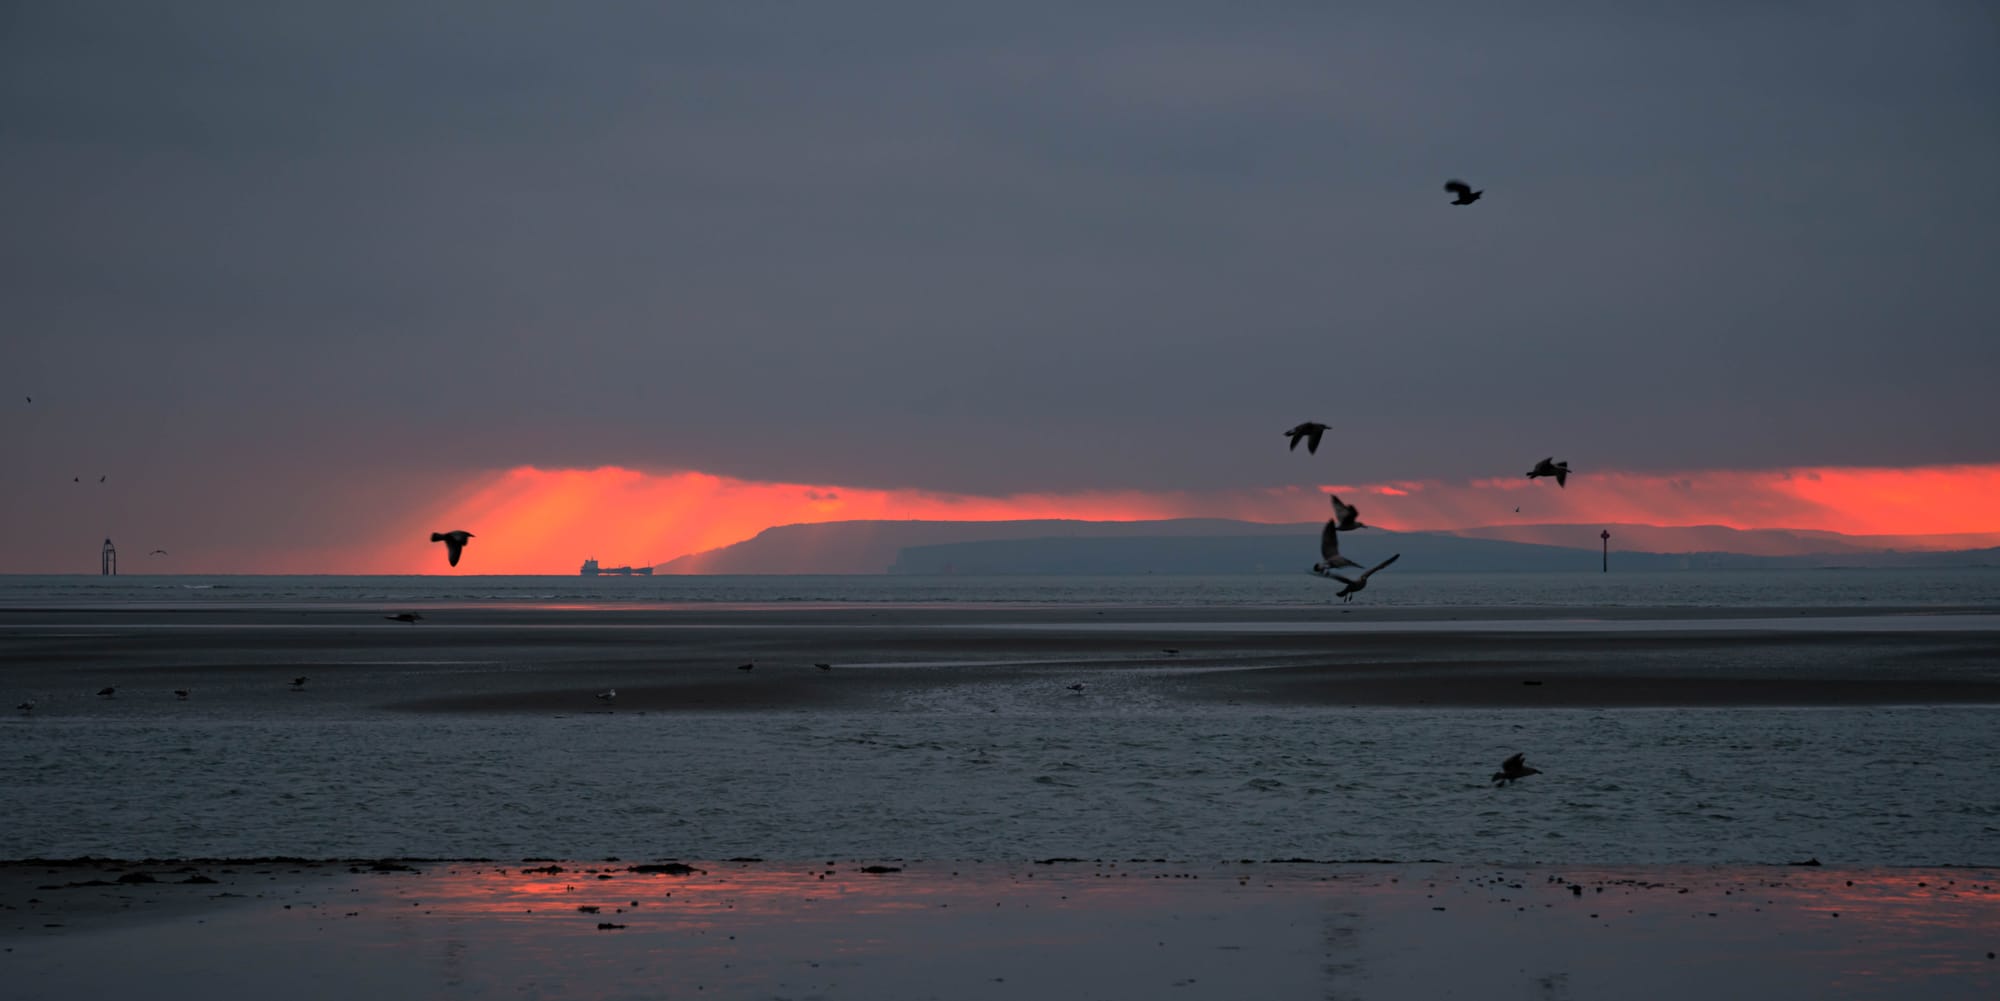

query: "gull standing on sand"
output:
1526 458 1571 488
1324 554 1400 603
1444 179 1483 205
1284 422 1330 454
1492 752 1541 786
431 530 474 567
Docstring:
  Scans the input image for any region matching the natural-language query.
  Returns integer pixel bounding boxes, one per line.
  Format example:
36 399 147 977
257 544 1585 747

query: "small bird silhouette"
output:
1314 510 1362 573
595 689 617 701
1526 457 1571 488
1326 494 1366 532
16 700 35 713
1492 752 1541 786
1067 683 1085 692
1325 553 1400 602
72 477 79 483
1161 648 1180 655
384 613 423 623
149 549 169 557
736 662 754 671
1284 422 1330 454
1444 179 1482 205
98 475 106 483
97 686 115 698
174 689 190 700
431 530 474 567
290 676 308 690
815 662 832 671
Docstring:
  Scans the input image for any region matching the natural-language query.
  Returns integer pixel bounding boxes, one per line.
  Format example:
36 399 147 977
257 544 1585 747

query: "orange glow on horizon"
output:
355 462 2000 574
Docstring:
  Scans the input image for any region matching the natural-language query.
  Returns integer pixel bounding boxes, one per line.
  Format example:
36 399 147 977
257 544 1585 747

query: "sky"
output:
4 3 1997 573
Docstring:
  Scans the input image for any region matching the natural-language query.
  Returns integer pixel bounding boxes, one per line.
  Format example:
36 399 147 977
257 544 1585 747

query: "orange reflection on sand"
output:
384 862 1181 926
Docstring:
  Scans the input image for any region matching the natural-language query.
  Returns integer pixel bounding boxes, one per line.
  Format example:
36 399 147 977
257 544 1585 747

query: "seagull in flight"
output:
1314 516 1361 573
1492 752 1541 786
149 549 169 557
1444 179 1482 205
1326 494 1366 532
1284 422 1330 454
1526 457 1571 488
595 689 617 701
431 530 474 567
1323 553 1400 603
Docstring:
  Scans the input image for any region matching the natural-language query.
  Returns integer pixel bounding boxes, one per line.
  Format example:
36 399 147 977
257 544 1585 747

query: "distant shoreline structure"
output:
580 558 653 577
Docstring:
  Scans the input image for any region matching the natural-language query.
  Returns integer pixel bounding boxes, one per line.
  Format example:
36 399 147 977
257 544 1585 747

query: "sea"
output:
3 569 1998 866
4 567 2000 609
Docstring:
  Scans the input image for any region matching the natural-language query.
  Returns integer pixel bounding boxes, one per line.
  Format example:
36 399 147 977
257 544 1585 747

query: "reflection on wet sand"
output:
8 860 1989 1000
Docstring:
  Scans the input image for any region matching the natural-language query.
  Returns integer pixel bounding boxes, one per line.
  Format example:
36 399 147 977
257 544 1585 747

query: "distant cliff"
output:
887 531 1644 575
657 518 2000 575
656 518 1308 574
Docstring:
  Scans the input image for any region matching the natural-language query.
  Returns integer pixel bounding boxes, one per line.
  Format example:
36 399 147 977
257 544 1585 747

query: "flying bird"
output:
290 676 308 690
1492 752 1541 786
736 662 754 671
98 475 106 483
431 530 474 567
1526 458 1571 488
595 689 617 701
1314 517 1361 573
1444 179 1483 205
1324 553 1400 603
97 686 115 698
16 700 35 714
384 613 423 623
1326 494 1366 532
815 663 832 671
174 689 190 700
1284 422 1330 454
149 549 169 557
1067 683 1085 692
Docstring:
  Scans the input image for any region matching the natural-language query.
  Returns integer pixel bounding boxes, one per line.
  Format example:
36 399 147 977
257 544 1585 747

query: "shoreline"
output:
6 858 1996 999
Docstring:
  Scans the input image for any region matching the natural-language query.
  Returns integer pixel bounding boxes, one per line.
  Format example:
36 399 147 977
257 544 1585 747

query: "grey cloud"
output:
2 1 1995 566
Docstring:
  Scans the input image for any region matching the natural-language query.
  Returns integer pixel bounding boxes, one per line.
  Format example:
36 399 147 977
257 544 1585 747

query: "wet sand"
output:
4 605 1998 713
3 858 1995 1000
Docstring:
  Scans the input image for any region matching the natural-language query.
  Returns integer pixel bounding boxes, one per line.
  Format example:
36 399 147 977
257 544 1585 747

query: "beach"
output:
4 858 1995 999
4 580 2000 995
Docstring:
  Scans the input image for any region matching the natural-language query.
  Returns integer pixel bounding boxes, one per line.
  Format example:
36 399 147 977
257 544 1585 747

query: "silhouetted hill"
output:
656 518 2000 575
1449 523 2000 556
888 531 1647 574
657 519 1306 574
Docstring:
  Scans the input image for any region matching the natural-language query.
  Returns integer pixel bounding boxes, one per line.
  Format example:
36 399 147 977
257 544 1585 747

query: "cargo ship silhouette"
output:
579 558 653 576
